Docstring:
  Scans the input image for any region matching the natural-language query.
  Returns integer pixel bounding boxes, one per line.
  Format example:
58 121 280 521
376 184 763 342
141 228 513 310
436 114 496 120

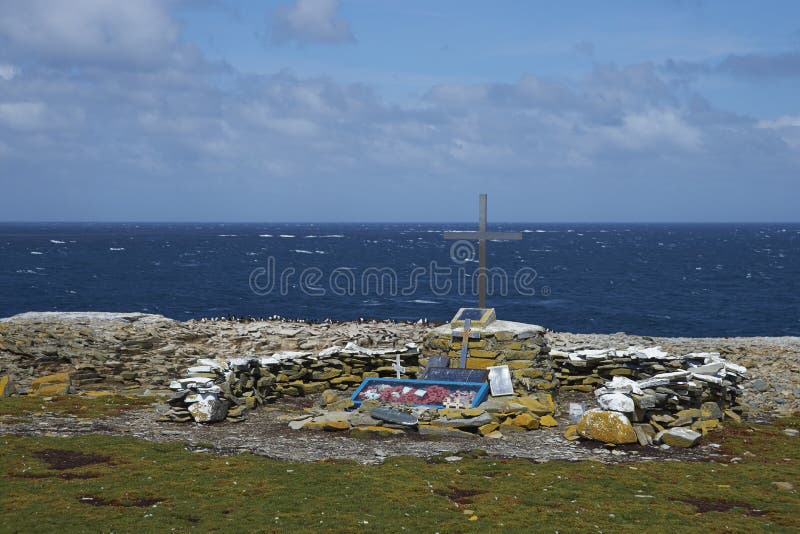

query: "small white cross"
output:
392 354 406 379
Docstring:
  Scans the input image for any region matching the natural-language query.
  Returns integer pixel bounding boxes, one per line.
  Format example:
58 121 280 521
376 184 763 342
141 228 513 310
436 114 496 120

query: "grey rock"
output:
657 427 702 448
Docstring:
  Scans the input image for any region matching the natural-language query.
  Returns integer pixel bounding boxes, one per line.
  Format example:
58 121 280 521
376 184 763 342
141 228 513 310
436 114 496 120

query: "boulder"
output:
187 397 229 423
658 427 702 448
576 409 637 444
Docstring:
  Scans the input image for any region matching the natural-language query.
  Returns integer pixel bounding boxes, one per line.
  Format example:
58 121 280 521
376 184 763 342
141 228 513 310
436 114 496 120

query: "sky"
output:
0 0 798 222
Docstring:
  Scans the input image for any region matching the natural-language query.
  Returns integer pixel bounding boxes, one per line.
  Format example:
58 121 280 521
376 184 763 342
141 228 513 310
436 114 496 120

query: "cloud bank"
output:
0 1 797 221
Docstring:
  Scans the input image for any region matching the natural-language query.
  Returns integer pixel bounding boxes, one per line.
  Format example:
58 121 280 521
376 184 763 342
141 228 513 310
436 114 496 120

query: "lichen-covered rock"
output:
0 374 17 397
576 409 637 444
30 373 71 396
539 414 558 427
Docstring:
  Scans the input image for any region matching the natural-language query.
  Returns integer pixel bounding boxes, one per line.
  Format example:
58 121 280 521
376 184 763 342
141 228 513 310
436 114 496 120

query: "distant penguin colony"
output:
193 315 431 325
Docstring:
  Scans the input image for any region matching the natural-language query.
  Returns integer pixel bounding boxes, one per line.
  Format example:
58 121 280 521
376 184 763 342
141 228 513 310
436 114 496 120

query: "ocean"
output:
1 223 798 337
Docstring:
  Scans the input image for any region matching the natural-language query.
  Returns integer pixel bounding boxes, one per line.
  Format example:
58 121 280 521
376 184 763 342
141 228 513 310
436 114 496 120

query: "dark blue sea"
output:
1 223 798 337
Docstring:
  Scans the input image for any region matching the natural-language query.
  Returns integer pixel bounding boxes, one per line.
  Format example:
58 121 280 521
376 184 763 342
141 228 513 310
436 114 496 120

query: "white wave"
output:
280 234 295 238
304 235 317 238
408 299 439 304
217 234 237 237
30 251 43 255
314 250 327 254
293 249 313 254
16 269 43 275
109 247 125 251
319 234 344 238
50 239 65 244
258 234 273 237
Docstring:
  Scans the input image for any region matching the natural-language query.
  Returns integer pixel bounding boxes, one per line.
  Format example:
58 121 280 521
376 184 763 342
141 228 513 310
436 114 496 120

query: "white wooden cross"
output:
392 354 406 379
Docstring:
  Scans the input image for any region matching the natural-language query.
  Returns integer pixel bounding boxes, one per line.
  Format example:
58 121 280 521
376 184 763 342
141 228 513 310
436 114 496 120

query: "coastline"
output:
1 311 798 415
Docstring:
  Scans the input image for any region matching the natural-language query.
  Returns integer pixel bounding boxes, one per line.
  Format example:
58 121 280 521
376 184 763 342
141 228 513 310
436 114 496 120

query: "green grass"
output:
0 417 798 533
0 395 157 420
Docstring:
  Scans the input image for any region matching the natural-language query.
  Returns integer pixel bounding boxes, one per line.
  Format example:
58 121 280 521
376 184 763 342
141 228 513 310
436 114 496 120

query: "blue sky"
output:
0 0 798 222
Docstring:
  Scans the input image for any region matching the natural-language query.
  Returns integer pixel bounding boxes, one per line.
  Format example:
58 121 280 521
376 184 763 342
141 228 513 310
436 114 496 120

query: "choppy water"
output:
1 223 798 336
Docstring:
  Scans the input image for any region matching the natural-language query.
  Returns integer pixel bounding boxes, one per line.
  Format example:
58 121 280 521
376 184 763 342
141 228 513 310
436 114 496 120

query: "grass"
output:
0 394 157 420
0 410 798 532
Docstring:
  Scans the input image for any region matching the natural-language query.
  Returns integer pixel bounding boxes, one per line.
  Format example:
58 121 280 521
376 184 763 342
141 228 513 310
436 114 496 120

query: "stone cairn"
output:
553 346 747 447
421 322 556 391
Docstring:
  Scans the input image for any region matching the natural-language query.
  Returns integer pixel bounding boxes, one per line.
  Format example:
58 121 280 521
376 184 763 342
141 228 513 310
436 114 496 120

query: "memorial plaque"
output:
487 365 514 396
457 308 487 321
420 356 450 379
423 367 489 383
450 307 496 328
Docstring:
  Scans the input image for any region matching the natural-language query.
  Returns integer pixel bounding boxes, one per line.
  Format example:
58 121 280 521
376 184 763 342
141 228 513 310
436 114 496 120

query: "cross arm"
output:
444 231 523 240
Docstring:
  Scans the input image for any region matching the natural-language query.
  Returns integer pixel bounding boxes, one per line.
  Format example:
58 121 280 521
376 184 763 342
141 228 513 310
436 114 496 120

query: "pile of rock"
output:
164 343 421 423
288 391 559 439
422 321 555 392
563 348 747 448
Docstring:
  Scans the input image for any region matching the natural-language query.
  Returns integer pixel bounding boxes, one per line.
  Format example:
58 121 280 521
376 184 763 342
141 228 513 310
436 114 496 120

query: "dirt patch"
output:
9 471 99 480
78 495 164 507
32 448 111 470
671 497 768 516
433 487 484 505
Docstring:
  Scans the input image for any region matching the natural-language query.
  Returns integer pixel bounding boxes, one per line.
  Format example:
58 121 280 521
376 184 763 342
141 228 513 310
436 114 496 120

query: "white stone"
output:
597 393 635 413
605 376 643 395
186 365 216 374
187 396 229 423
318 346 342 358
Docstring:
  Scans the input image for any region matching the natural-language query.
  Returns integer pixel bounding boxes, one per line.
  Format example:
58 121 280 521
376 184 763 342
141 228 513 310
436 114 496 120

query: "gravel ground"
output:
0 394 726 465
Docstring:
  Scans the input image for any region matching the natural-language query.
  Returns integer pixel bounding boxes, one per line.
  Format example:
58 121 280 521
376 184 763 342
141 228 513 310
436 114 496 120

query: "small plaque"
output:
450 307 496 328
487 365 514 396
423 367 488 383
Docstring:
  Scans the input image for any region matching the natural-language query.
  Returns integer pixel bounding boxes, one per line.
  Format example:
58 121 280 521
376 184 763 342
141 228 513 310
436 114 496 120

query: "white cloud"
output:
757 115 800 150
272 0 354 45
0 63 18 80
0 101 47 130
0 0 178 67
598 109 702 152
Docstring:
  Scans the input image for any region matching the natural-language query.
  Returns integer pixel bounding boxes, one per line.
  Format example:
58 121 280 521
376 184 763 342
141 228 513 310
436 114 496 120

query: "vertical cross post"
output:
459 318 471 368
444 194 523 308
478 193 487 308
392 354 406 379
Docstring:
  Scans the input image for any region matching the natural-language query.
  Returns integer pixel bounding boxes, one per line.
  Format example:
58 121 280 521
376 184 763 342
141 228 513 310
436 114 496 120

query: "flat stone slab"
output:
370 408 419 426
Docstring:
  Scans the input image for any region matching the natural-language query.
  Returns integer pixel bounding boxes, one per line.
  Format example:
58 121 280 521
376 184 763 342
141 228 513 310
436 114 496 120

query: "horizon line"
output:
1 220 799 225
